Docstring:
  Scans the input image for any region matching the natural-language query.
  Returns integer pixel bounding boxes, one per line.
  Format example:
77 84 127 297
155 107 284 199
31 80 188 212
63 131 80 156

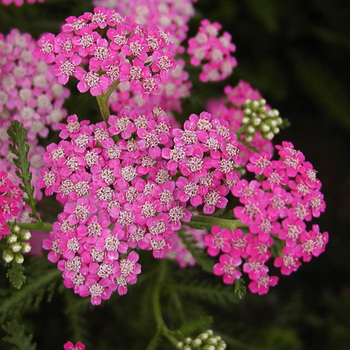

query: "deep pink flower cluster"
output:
1 0 44 6
64 341 85 350
109 57 191 115
40 108 242 303
205 142 328 295
187 19 237 82
35 7 176 98
207 80 274 164
93 0 197 52
0 171 22 239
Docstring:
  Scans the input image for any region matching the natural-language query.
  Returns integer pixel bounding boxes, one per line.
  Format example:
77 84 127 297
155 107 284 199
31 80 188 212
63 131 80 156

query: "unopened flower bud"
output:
14 253 24 264
22 242 31 253
8 234 18 244
3 249 14 263
11 242 22 253
20 230 31 241
13 225 21 233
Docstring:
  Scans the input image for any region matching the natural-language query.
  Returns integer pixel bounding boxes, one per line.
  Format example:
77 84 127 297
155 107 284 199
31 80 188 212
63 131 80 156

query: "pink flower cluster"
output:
166 226 206 268
207 80 274 164
64 341 85 350
40 108 241 303
205 142 328 295
35 7 176 98
93 0 197 52
0 29 69 141
1 0 44 6
187 19 237 82
0 29 69 222
0 171 22 239
109 57 191 115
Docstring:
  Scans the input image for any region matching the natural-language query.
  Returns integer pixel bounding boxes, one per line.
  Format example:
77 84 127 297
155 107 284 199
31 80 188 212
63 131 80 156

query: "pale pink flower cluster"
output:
205 142 328 295
35 7 176 98
92 0 197 51
0 29 70 141
207 80 274 164
0 171 22 239
166 226 206 268
0 29 69 222
187 19 237 82
1 0 44 6
40 108 241 303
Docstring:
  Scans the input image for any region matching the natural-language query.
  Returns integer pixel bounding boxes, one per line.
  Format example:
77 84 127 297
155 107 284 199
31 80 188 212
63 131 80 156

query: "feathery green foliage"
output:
6 262 26 290
2 320 36 350
7 120 41 222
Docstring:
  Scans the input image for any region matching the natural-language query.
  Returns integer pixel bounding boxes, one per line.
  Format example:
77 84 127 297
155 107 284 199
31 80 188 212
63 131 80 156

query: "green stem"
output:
152 260 180 348
188 215 245 231
16 222 52 232
95 79 120 125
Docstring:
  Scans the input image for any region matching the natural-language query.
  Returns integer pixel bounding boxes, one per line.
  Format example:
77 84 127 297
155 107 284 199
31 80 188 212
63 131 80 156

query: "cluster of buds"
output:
177 330 227 350
2 224 31 264
241 99 283 141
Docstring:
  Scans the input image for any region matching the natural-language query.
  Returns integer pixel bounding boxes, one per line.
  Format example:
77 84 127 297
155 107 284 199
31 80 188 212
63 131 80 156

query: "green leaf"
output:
7 120 41 222
167 281 241 306
6 262 26 290
174 316 213 337
234 278 247 299
177 230 214 273
2 320 36 350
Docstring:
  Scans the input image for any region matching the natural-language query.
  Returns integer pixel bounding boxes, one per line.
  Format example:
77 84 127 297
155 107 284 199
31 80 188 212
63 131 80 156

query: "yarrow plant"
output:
0 2 330 349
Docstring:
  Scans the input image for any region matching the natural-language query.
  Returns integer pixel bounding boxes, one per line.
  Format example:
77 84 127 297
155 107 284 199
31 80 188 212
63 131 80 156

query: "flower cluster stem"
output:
152 260 180 348
16 222 52 232
95 79 120 125
188 215 245 231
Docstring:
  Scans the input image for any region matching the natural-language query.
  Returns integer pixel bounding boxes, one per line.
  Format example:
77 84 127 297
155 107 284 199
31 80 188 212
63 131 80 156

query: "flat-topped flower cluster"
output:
205 142 328 295
35 7 176 98
39 108 241 304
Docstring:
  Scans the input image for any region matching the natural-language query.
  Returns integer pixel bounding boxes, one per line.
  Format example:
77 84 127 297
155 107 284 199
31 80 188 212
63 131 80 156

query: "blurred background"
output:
0 0 349 349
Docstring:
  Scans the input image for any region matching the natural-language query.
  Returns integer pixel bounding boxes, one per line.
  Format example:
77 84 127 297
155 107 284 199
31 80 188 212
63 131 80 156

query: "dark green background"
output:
0 0 349 349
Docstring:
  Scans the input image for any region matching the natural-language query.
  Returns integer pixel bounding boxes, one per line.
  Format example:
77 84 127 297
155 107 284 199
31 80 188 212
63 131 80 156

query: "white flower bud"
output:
22 242 31 253
11 242 22 253
13 225 21 233
8 234 18 244
2 250 14 263
21 230 31 241
14 253 24 264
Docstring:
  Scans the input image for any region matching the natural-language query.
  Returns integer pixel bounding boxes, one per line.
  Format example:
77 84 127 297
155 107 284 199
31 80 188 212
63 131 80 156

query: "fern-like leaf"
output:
0 268 60 322
7 120 41 222
234 278 246 299
166 281 241 306
2 320 36 350
6 262 26 289
174 316 213 337
177 230 214 273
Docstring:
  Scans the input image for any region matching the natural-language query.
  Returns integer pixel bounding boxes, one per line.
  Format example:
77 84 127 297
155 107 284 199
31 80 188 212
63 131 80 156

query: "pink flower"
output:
63 341 85 350
213 253 242 284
